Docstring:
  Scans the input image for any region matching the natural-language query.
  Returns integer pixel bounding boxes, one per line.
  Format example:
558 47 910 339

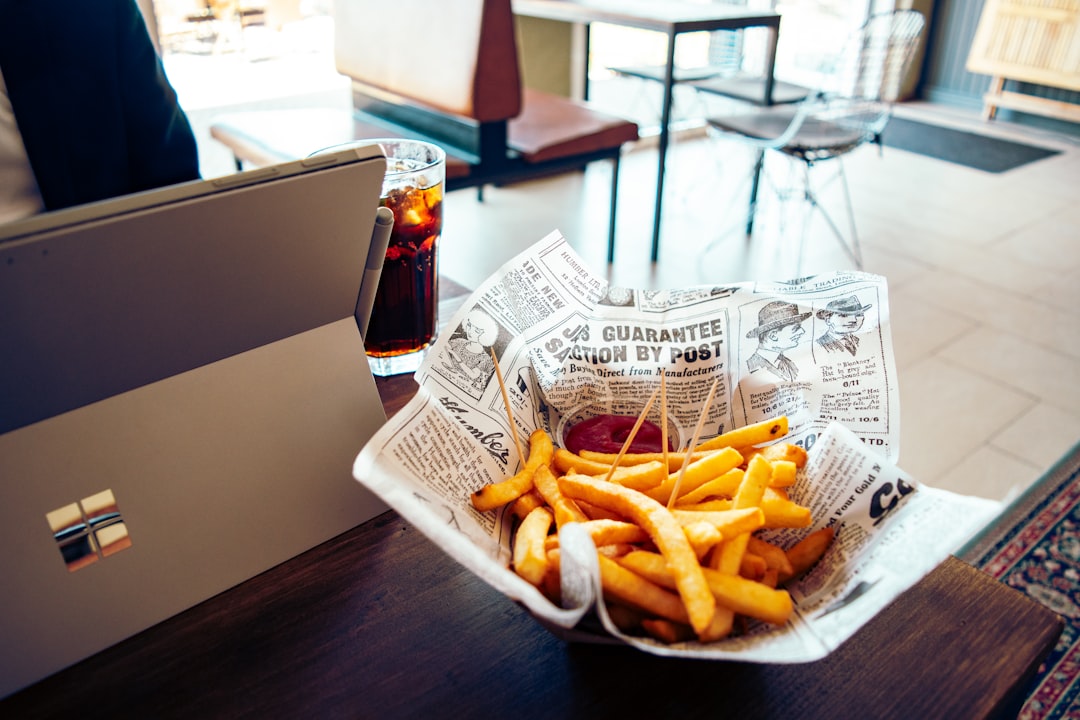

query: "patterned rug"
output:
961 443 1080 719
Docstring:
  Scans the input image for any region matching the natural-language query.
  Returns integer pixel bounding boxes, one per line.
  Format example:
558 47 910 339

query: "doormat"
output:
880 116 1061 173
961 443 1080 719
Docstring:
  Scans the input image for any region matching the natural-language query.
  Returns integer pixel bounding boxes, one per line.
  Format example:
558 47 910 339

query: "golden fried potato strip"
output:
619 550 793 626
696 416 789 452
670 507 765 539
747 536 795 577
676 497 811 529
509 490 545 521
470 429 554 511
645 447 744 505
641 618 695 644
552 449 668 491
740 553 768 580
580 449 716 472
783 527 835 582
712 455 773 574
532 465 589 527
674 468 745 506
512 506 553 586
768 460 798 488
549 549 690 626
558 473 715 636
543 518 649 552
682 521 723 559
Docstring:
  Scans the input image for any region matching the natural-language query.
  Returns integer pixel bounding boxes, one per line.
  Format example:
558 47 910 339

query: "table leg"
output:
762 20 779 105
649 30 677 263
582 22 592 101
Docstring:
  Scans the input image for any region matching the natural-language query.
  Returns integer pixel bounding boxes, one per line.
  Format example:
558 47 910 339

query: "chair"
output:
704 9 926 271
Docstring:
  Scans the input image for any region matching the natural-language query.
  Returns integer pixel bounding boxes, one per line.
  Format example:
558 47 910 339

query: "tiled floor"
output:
172 44 1080 505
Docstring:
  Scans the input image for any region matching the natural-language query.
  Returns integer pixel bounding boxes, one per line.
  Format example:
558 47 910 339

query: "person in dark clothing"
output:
0 0 200 222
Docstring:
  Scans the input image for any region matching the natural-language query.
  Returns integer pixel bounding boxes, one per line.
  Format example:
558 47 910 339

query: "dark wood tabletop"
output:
1 278 1064 719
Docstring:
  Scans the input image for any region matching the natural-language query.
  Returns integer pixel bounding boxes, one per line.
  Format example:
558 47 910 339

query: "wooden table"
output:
512 0 782 263
0 279 1064 718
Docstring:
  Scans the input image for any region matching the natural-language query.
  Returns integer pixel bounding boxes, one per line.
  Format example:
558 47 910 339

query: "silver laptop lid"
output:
0 147 391 697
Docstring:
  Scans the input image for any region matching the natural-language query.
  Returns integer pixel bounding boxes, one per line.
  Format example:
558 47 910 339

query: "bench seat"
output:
209 0 639 261
208 109 475 179
510 89 640 163
211 91 638 260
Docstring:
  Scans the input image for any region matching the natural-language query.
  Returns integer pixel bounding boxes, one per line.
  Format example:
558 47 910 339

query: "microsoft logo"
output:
45 489 132 572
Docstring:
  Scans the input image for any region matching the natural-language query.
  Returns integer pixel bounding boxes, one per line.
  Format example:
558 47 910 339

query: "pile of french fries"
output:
469 415 834 644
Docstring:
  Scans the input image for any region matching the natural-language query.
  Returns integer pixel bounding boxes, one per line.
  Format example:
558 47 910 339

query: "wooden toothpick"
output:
601 386 661 485
667 378 720 509
490 347 527 467
659 368 669 472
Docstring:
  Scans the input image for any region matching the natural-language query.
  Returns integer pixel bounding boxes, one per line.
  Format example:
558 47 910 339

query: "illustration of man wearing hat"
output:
816 296 872 356
746 301 812 382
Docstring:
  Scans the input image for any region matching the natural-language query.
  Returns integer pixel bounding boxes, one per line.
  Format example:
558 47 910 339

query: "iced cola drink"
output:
364 141 445 376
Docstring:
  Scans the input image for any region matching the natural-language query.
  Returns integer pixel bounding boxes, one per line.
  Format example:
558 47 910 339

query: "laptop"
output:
0 146 391 697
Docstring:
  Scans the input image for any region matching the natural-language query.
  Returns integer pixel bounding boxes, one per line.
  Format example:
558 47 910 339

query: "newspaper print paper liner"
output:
352 231 1001 661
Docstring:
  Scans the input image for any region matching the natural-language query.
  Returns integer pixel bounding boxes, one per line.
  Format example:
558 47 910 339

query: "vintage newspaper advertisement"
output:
353 230 1000 661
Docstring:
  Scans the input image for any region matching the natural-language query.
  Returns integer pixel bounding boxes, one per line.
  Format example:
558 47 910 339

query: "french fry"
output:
760 493 813 529
703 454 773 639
552 449 668 491
747 536 795 577
573 498 624 522
618 550 794 626
509 489 545 520
641 618 695 644
677 497 812 529
549 548 691 625
682 520 723 559
605 602 647 634
739 553 768 580
558 473 716 636
597 543 637 559
768 460 798 488
671 507 764 539
470 429 554 511
553 447 609 475
784 527 836 582
675 468 745 506
580 449 716 472
769 487 791 501
761 442 808 467
532 465 589 527
712 455 774 572
512 506 553 586
696 416 789 452
645 447 744 505
560 518 650 548
600 461 670 491
675 500 735 512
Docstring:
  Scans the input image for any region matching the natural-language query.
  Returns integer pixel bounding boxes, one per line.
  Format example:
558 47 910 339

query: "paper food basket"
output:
353 231 1000 661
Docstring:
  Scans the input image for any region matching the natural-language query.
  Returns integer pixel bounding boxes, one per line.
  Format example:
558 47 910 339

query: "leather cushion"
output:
509 89 639 163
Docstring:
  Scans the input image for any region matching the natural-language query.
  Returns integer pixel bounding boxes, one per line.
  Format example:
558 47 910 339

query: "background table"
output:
0 280 1064 718
512 0 782 262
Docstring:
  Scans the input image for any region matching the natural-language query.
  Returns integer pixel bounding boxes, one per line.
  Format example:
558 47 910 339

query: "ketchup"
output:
563 414 673 455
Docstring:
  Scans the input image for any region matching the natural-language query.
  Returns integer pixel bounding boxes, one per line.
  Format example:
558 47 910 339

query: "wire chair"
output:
704 9 926 271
